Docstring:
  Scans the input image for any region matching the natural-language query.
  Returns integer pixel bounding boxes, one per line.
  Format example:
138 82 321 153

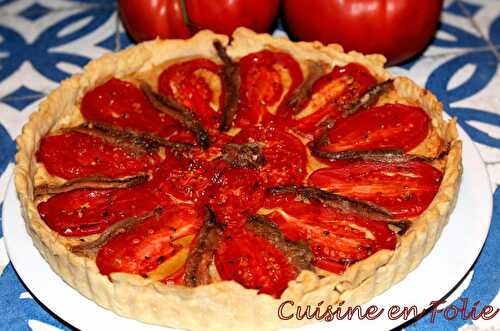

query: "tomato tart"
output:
15 28 461 330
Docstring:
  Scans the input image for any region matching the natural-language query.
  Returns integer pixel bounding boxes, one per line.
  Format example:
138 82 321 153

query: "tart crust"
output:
15 28 462 331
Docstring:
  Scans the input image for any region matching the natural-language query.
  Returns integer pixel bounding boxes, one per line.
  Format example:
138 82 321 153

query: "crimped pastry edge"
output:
14 28 462 331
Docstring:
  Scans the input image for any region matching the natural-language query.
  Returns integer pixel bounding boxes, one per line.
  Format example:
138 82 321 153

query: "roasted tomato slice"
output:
37 186 165 237
266 197 397 273
81 78 194 143
230 125 307 187
158 59 223 130
96 205 202 277
215 228 298 297
36 131 161 180
316 103 430 153
236 50 303 128
207 161 264 227
285 63 376 138
148 155 219 204
308 159 443 218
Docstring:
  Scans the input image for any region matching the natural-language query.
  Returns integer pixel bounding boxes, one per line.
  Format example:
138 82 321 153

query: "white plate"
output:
3 124 492 331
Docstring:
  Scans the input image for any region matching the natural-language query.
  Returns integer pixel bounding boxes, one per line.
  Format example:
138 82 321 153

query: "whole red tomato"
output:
119 0 280 42
186 0 280 36
283 0 443 65
119 0 191 42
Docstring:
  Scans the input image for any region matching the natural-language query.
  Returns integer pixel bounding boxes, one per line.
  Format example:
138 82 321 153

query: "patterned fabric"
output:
0 0 498 330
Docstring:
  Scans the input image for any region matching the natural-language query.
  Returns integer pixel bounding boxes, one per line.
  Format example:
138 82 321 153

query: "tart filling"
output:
33 38 446 296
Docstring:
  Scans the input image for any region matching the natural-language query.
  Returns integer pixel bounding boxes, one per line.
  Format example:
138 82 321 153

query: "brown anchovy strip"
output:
140 83 210 149
342 79 394 116
221 143 266 168
246 215 313 271
268 185 398 223
287 61 327 113
310 148 426 163
34 174 149 197
214 40 240 132
71 122 192 156
71 207 163 257
184 207 224 287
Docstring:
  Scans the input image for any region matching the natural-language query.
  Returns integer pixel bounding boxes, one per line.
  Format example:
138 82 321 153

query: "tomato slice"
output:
37 185 165 237
231 125 307 187
80 78 194 144
285 63 376 138
207 161 265 227
307 159 443 218
150 156 219 204
96 205 202 277
316 103 430 153
36 131 161 180
236 50 303 128
265 197 397 273
215 228 298 297
158 59 223 130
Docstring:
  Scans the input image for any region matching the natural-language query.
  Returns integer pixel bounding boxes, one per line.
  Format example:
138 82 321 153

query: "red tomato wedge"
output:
308 159 443 218
266 198 397 273
96 205 202 277
37 186 165 237
158 59 223 130
80 78 194 144
317 103 430 153
231 125 307 187
36 131 161 180
207 161 264 227
215 228 298 297
236 50 303 128
150 156 219 204
288 63 376 138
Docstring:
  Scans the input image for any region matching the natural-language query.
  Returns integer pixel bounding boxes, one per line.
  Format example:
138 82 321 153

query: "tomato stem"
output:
179 0 198 35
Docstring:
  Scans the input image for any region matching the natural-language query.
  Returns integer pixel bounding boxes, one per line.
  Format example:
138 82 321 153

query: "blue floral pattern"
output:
0 0 499 330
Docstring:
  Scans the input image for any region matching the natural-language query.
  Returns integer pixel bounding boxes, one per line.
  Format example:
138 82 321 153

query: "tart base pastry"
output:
15 28 461 330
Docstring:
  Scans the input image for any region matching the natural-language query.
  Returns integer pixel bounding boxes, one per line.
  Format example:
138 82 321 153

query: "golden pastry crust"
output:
15 28 462 331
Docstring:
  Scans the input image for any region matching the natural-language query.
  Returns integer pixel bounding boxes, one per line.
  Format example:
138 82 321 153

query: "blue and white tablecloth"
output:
0 0 498 330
